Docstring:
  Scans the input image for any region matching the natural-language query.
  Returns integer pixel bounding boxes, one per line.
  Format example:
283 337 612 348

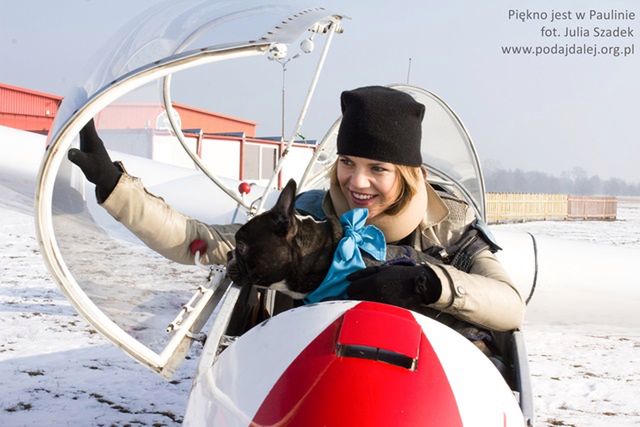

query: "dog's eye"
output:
236 241 248 256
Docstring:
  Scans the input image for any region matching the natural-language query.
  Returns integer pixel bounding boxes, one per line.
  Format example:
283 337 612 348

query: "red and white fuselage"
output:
184 301 524 426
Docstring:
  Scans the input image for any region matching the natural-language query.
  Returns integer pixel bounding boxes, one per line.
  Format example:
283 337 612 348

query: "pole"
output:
258 23 337 211
279 62 286 188
406 57 412 84
281 62 286 141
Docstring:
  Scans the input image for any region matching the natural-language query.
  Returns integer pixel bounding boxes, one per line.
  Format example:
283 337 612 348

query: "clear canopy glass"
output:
38 0 343 376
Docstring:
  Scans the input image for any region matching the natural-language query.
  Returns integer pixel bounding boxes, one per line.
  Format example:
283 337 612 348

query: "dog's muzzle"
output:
226 250 247 286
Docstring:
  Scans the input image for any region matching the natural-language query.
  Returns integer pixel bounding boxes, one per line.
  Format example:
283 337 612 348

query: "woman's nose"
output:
349 170 370 188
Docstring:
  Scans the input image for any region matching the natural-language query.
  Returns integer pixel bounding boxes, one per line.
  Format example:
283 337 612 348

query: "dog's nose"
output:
225 251 245 285
226 251 238 273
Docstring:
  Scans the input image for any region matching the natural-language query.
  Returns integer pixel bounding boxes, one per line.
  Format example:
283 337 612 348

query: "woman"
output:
68 86 524 336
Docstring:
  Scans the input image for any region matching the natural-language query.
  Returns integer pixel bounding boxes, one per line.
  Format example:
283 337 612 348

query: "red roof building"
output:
0 82 257 137
0 82 62 134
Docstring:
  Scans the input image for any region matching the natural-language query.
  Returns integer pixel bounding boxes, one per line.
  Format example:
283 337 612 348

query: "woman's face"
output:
336 155 400 219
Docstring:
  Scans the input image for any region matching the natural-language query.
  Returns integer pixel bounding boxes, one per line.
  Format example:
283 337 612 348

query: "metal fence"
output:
486 193 617 224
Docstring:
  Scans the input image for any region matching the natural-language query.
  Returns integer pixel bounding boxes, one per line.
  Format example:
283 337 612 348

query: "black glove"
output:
346 264 442 308
67 119 122 203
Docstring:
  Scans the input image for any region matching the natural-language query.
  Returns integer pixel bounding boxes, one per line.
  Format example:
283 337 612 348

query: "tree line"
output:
484 166 640 196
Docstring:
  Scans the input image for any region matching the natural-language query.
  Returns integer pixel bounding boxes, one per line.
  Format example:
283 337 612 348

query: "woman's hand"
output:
67 119 122 202
346 264 442 307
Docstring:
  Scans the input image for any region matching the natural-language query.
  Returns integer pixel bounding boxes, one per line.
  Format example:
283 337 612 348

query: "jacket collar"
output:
422 183 449 228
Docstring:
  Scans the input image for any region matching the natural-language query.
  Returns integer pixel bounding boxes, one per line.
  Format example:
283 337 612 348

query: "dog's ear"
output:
273 179 297 216
272 179 297 237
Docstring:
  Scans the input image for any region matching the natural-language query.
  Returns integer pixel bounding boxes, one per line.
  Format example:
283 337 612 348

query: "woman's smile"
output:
350 191 376 203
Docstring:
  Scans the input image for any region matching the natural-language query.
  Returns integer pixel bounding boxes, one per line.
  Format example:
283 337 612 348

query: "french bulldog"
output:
226 179 339 299
226 179 433 300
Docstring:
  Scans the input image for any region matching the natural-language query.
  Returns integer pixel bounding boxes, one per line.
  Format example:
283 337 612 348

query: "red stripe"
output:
251 302 463 426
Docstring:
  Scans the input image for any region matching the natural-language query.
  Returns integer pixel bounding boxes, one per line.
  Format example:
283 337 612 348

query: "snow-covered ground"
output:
1 126 638 426
0 131 199 425
493 204 640 427
0 199 195 425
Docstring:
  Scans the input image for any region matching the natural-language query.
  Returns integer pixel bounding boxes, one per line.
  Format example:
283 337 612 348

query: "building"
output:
0 82 62 134
0 82 257 137
0 82 317 186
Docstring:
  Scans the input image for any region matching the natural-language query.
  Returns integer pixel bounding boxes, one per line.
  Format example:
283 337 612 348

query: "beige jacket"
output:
102 173 524 332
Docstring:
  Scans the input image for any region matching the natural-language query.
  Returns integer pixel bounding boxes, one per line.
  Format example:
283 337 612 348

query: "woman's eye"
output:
339 158 353 166
372 166 387 173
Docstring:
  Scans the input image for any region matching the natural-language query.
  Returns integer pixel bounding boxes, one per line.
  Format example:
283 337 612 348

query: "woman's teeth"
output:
352 192 374 200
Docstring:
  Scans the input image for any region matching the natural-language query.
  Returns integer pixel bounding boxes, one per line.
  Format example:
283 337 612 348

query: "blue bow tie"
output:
304 208 386 304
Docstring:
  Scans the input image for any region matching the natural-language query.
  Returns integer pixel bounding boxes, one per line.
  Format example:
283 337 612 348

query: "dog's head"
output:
227 179 300 288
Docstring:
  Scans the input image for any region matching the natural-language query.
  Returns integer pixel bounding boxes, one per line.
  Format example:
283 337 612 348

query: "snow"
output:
493 203 640 426
1 125 639 426
0 128 198 425
525 324 640 427
0 178 196 425
494 216 640 330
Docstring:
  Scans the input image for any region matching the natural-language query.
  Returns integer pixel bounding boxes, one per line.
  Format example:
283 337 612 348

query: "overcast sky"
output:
1 0 639 182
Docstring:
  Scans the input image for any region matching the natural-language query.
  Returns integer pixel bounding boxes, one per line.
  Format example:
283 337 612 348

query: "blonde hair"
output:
329 159 423 215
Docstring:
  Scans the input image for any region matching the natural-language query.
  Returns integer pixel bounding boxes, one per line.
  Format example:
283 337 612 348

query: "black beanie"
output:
337 86 425 167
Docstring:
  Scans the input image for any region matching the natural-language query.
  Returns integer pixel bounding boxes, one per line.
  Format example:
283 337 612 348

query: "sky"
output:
1 0 639 182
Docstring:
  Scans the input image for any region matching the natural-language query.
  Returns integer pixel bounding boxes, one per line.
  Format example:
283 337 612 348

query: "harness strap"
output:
294 189 326 220
424 219 501 273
